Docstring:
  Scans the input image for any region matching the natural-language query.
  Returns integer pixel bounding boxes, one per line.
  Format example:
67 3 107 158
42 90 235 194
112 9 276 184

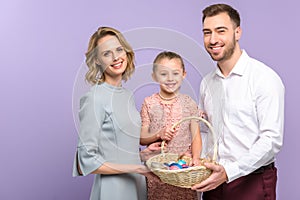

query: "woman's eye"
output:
117 47 124 52
103 51 111 57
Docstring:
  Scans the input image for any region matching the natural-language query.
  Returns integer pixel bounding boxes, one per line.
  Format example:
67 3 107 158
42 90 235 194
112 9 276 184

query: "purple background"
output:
1 0 298 199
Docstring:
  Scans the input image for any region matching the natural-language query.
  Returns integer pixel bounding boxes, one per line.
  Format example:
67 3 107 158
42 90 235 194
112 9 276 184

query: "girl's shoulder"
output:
144 93 160 102
178 93 196 102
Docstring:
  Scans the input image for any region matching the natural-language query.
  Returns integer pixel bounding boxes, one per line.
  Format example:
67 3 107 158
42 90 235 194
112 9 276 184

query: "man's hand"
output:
191 162 228 192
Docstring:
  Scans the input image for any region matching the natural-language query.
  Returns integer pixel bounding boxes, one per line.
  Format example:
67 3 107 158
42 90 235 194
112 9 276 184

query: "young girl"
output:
140 51 202 200
72 27 161 200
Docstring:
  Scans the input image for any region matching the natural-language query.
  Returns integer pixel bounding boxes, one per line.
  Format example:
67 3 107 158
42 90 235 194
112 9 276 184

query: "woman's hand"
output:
140 142 166 161
147 141 163 151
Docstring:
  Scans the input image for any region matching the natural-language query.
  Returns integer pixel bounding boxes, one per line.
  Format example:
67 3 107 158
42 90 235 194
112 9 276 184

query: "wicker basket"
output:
145 116 218 188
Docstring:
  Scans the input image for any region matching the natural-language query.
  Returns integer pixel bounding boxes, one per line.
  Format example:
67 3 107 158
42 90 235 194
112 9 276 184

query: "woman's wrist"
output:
135 165 149 174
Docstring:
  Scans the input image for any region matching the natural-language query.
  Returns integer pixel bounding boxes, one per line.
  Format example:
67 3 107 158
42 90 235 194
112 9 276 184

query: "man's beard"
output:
209 36 236 62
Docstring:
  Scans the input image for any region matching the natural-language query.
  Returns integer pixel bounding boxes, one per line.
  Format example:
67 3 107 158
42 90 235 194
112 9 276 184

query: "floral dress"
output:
141 93 199 200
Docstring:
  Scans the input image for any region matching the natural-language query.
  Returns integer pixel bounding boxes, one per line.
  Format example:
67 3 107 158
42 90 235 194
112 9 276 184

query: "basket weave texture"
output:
146 116 217 188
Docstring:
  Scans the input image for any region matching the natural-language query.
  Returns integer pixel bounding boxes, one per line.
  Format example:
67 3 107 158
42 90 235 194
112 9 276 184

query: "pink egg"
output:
169 165 180 170
181 164 189 168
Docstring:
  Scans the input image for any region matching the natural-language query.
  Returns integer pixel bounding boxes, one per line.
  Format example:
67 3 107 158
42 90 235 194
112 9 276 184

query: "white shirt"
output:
199 50 285 182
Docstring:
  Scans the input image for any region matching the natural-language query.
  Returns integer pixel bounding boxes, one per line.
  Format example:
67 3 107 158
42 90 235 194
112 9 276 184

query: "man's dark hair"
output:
202 4 241 27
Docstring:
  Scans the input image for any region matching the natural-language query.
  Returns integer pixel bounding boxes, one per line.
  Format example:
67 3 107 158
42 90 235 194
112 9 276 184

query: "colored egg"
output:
177 159 187 165
169 163 183 169
181 164 189 168
169 165 180 170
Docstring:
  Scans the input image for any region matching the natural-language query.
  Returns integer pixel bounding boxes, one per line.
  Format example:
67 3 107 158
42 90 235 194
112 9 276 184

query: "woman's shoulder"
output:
79 84 106 105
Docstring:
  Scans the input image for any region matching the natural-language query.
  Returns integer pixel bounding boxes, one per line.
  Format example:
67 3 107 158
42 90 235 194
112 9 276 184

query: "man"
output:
191 4 285 200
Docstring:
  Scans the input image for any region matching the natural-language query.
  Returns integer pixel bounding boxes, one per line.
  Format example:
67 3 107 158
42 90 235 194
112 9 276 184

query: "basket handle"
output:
160 116 218 162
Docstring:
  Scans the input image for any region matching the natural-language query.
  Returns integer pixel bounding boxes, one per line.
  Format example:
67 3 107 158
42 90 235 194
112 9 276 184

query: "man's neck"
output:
218 48 243 77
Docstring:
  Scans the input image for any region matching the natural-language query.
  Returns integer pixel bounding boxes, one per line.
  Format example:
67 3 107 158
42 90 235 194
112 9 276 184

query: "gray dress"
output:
73 82 147 200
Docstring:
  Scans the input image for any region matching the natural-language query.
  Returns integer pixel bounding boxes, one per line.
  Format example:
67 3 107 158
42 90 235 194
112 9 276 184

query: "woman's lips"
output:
111 61 123 69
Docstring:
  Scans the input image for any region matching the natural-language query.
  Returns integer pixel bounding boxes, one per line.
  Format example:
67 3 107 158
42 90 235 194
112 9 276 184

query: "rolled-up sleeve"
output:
73 92 106 176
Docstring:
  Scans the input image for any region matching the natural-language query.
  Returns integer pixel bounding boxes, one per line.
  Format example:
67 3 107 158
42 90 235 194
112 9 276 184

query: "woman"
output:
73 27 160 200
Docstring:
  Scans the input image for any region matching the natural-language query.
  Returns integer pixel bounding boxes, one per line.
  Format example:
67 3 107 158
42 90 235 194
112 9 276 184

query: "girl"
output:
140 51 202 200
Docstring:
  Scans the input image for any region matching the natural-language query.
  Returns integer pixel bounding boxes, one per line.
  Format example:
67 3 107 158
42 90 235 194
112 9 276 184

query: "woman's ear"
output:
95 57 101 65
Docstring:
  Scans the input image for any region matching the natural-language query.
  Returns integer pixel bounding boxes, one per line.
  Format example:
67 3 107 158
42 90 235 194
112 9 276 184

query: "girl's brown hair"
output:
153 51 185 72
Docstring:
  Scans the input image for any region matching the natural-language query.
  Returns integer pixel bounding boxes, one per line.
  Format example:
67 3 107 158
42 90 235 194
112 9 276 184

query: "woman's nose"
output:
112 52 119 61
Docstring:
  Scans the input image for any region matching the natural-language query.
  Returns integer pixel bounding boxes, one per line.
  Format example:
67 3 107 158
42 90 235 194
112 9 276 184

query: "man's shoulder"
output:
201 70 216 84
248 56 283 82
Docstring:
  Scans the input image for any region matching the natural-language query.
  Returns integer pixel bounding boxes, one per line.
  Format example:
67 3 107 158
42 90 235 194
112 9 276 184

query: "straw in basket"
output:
145 116 218 188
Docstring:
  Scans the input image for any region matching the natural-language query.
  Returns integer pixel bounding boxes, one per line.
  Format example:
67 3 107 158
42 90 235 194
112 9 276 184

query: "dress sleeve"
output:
73 92 106 176
140 99 150 127
187 96 199 117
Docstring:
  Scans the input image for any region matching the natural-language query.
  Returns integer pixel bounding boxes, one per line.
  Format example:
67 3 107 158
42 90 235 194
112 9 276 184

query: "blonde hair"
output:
85 27 135 85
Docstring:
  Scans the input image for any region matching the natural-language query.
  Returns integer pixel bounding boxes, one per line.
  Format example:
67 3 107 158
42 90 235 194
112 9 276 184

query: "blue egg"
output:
169 163 183 169
177 159 187 165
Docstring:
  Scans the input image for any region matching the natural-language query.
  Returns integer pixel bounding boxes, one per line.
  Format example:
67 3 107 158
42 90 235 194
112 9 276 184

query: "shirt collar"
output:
214 50 249 78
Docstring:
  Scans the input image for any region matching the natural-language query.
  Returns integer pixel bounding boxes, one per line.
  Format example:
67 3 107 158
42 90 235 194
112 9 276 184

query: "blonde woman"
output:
73 27 160 200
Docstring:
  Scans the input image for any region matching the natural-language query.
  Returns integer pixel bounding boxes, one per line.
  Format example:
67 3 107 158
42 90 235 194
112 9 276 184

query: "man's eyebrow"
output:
202 26 228 32
216 26 228 30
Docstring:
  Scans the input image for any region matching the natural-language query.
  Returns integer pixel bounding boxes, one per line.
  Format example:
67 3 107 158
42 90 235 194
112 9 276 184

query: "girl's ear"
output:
152 73 157 81
183 71 187 79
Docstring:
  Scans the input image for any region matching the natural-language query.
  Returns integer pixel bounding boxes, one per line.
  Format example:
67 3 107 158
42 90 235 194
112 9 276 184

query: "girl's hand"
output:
192 157 202 166
199 110 208 119
159 127 176 141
